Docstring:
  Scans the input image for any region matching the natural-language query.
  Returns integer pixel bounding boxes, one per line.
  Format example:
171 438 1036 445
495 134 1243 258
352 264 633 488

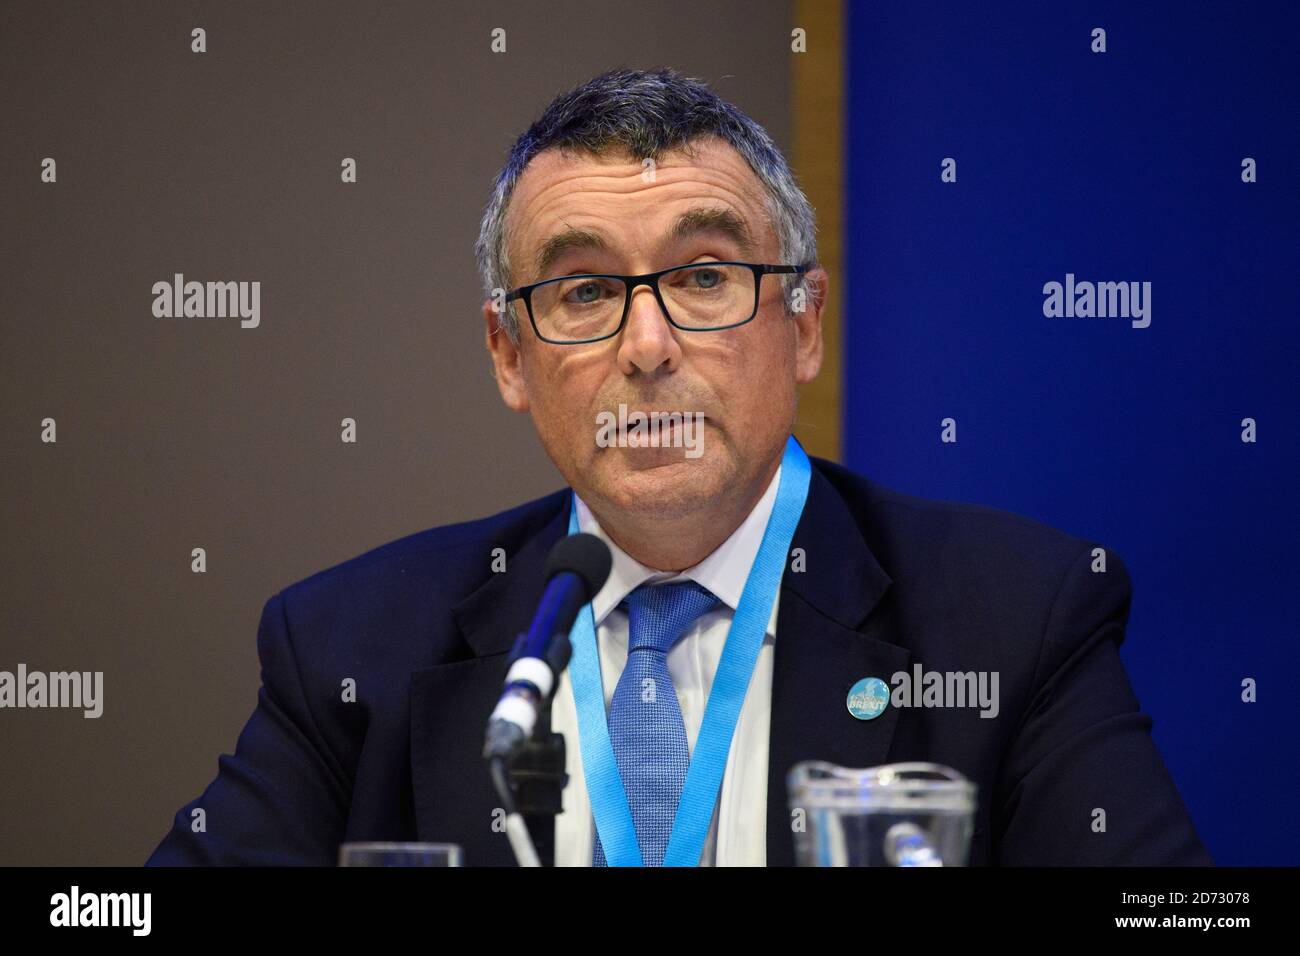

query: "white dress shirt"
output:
551 464 783 866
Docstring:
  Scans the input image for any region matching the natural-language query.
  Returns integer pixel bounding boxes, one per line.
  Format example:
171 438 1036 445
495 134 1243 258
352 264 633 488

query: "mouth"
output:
620 415 703 447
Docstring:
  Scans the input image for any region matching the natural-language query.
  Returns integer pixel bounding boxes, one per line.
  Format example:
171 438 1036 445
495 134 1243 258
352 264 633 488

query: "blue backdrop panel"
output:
843 0 1299 864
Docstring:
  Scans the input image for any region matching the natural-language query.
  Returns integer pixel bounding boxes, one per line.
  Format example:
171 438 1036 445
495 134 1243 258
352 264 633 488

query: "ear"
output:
792 267 827 385
483 297 530 412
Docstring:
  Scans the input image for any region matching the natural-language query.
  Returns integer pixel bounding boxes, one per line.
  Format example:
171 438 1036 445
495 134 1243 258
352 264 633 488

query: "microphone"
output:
483 532 611 761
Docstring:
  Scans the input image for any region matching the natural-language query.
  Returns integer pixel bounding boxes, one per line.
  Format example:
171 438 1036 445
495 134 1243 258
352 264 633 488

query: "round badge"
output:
846 677 890 720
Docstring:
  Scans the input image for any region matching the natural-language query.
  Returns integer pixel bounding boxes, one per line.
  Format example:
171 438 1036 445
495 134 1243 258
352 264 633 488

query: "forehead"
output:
504 136 776 275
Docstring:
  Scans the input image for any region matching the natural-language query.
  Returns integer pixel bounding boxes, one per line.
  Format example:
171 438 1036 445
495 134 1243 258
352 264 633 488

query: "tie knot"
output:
622 580 720 653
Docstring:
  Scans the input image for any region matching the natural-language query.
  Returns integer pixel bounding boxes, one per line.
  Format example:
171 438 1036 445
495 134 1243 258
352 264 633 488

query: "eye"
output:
559 277 618 306
691 267 723 289
670 263 734 292
567 281 602 303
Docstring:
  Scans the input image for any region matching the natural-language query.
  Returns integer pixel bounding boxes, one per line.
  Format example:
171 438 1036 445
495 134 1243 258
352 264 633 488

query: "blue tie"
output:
593 581 721 866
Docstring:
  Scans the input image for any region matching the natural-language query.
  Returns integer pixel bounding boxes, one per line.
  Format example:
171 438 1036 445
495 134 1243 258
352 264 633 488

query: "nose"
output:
616 283 681 376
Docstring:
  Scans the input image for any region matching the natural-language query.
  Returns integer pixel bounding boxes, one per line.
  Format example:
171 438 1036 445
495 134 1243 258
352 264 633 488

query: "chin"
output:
594 451 730 519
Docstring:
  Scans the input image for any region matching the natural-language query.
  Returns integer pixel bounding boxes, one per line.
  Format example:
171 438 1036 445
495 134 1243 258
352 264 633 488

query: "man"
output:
147 68 1211 866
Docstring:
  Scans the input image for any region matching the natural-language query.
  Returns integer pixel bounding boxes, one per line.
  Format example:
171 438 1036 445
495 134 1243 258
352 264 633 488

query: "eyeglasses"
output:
503 261 808 344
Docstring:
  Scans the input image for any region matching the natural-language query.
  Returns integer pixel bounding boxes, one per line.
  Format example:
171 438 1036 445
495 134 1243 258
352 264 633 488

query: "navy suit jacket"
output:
146 456 1212 866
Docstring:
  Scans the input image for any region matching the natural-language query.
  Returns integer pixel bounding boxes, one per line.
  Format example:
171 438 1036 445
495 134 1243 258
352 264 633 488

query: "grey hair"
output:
475 67 818 342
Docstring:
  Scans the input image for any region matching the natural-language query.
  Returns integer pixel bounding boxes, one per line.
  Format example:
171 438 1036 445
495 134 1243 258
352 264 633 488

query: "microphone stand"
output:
504 701 568 867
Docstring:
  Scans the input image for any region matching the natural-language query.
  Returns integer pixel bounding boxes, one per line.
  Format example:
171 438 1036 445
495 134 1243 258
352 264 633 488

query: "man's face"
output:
483 135 825 525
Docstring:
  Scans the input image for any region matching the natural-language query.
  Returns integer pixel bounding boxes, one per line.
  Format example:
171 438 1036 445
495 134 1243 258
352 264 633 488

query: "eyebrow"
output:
530 206 757 281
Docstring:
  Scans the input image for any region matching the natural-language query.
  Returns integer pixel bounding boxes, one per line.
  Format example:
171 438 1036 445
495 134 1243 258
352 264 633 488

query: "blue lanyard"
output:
565 434 812 866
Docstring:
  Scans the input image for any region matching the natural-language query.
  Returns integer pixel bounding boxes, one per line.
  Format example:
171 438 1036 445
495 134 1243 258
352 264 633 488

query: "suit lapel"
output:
764 462 909 865
409 656 515 865
409 495 568 866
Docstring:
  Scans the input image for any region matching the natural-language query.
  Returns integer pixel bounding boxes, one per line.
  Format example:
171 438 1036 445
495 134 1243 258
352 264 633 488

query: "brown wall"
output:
0 0 801 864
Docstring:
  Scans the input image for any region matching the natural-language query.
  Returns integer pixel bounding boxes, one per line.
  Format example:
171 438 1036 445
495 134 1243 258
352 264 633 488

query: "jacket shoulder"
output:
265 488 569 668
281 488 568 601
811 456 1128 595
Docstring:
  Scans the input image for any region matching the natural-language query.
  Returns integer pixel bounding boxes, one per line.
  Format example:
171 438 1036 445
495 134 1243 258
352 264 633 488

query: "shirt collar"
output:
573 463 783 636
